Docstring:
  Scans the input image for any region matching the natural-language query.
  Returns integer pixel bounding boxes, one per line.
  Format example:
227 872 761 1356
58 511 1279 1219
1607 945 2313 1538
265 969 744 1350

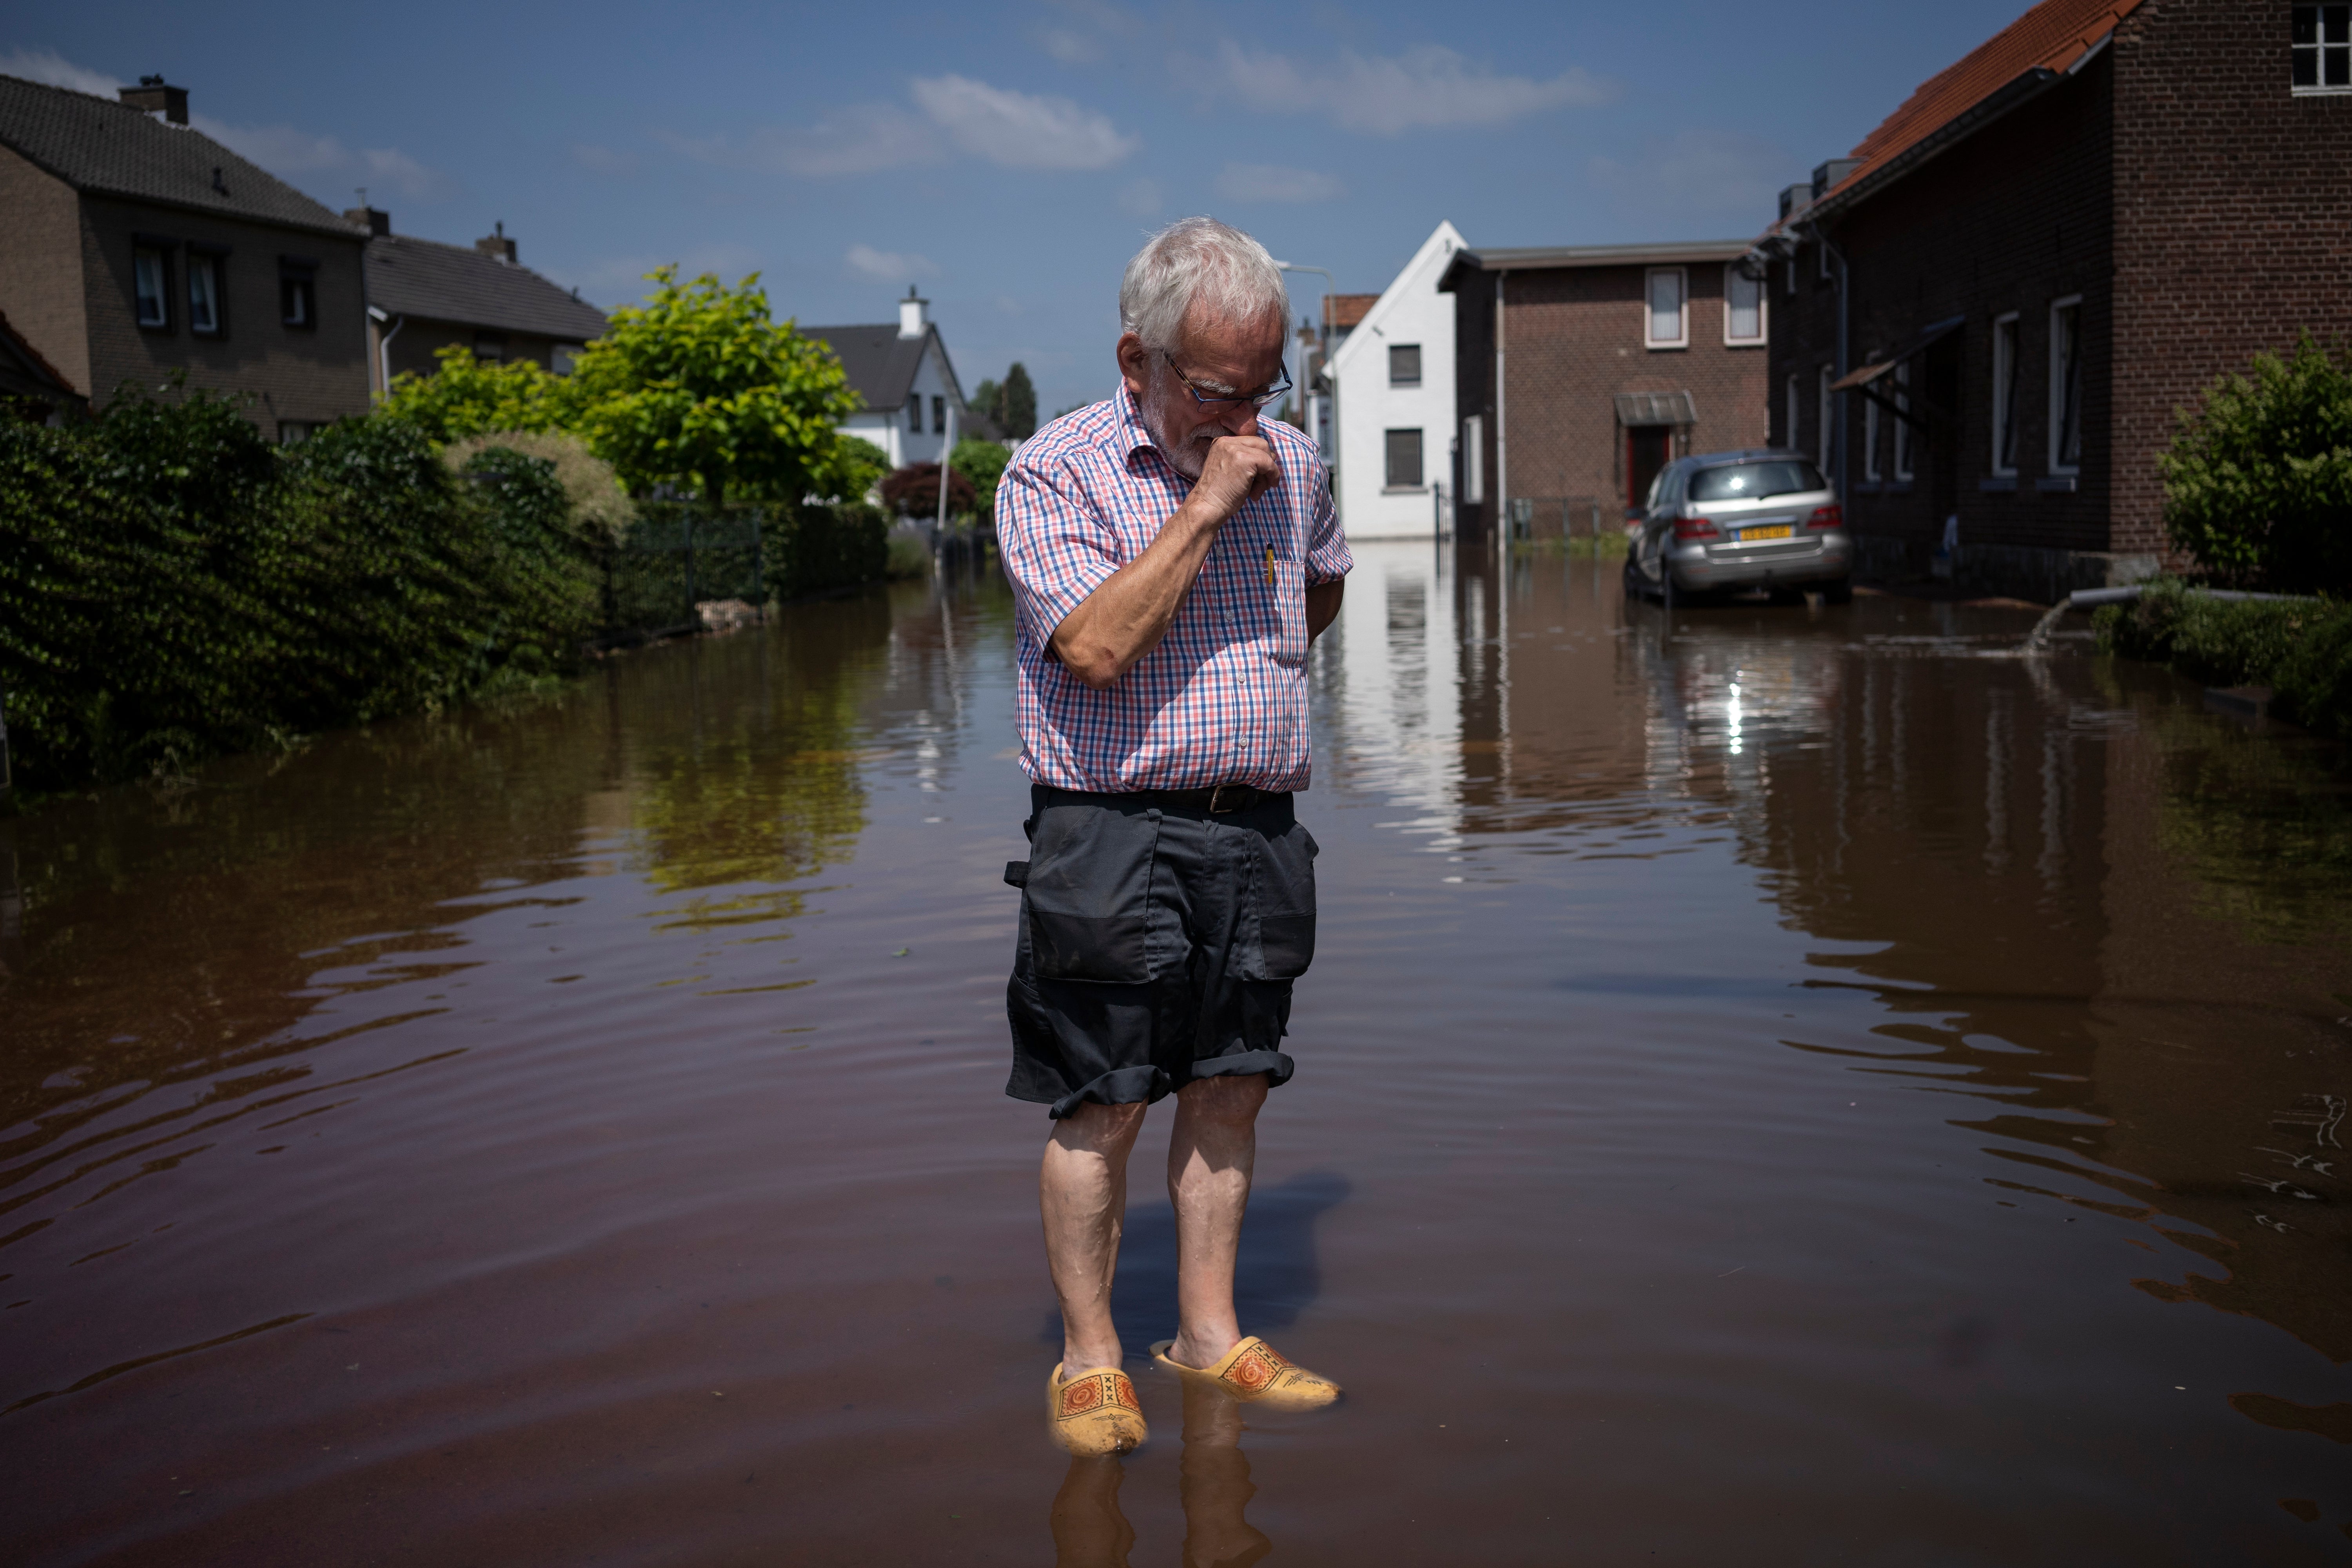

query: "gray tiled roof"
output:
366 234 608 341
0 74 358 238
799 323 927 412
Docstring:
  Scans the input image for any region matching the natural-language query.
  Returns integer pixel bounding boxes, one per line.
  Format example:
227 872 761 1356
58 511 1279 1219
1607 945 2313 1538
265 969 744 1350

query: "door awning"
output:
1614 390 1697 427
1831 314 1965 392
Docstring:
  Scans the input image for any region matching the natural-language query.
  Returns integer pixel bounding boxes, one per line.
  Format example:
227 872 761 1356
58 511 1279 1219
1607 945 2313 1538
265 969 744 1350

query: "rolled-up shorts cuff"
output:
1041 1049 1296 1120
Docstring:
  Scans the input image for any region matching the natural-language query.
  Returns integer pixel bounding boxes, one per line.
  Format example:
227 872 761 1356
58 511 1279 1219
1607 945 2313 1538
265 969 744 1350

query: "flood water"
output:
5 543 2352 1565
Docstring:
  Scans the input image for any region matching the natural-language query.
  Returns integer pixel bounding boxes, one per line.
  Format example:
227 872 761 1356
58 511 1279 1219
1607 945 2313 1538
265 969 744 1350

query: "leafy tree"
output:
379 345 566 443
969 377 1002 429
1000 362 1037 439
2162 334 2352 593
564 267 862 506
949 436 1010 519
826 435 891 505
880 461 974 517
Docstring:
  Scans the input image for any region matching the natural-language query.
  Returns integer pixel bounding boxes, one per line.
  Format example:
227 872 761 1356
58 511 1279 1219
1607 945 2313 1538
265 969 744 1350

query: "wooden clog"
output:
1148 1336 1340 1411
1047 1363 1148 1455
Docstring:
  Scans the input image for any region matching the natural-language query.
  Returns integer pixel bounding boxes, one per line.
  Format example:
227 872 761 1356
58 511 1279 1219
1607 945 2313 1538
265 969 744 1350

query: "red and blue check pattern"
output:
996 387 1352 793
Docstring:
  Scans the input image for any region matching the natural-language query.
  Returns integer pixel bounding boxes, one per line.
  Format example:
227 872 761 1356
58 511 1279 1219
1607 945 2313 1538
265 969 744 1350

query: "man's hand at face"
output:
1188 435 1283 526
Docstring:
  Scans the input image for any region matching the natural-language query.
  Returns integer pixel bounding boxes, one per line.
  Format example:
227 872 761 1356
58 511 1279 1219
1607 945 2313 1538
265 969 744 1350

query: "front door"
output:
1627 426 1671 513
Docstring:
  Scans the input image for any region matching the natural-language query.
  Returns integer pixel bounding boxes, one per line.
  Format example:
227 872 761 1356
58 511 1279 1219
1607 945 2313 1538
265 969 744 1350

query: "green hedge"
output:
1 388 599 795
2096 580 2352 739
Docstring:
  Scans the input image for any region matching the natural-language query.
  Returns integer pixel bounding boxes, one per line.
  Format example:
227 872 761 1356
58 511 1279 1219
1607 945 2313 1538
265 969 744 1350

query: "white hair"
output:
1119 217 1289 352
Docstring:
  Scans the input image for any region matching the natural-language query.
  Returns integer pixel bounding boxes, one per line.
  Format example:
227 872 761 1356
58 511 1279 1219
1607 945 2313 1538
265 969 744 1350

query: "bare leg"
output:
1165 1073 1267 1370
1042 1101 1148 1376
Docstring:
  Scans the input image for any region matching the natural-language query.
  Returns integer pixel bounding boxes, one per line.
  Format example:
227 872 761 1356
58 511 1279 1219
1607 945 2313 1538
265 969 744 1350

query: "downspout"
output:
1821 232 1850 506
367 305 403 398
1492 270 1508 545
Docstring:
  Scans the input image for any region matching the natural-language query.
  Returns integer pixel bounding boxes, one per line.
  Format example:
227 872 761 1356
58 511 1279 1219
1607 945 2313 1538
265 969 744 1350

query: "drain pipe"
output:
368 305 404 397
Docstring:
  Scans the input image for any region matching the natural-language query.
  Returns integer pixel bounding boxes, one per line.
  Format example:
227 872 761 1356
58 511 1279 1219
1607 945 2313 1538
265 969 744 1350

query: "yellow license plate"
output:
1741 524 1794 542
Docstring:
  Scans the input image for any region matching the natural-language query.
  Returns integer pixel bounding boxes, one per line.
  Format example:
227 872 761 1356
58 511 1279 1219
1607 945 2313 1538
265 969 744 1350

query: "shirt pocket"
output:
1263 549 1309 669
1022 802 1164 983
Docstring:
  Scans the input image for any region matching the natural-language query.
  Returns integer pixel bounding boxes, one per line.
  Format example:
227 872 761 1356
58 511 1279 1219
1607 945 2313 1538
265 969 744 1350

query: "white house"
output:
802 287 966 470
1322 221 1465 541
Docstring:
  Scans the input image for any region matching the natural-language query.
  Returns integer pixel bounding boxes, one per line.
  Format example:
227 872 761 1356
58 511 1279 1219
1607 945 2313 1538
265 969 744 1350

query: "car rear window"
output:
1687 460 1825 502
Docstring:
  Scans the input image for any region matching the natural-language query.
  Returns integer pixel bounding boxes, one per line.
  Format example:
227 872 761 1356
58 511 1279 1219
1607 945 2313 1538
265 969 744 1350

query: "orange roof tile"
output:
1324 294 1377 330
1823 0 2142 208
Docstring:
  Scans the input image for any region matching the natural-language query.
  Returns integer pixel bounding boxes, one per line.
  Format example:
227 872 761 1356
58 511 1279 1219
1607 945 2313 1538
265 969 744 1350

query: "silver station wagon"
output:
1623 449 1853 605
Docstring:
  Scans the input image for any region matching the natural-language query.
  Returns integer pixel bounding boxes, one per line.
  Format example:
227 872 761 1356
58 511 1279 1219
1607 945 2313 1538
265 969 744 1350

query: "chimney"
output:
475 220 516 265
1811 158 1864 200
898 284 927 339
119 76 189 125
345 207 391 237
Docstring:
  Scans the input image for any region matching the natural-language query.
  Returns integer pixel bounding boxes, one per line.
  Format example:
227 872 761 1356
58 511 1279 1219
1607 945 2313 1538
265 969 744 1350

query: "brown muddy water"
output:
4 543 2352 1566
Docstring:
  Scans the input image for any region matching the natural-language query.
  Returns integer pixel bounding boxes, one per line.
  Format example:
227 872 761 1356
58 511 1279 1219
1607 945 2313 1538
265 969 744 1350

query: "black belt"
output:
1038 782 1287 814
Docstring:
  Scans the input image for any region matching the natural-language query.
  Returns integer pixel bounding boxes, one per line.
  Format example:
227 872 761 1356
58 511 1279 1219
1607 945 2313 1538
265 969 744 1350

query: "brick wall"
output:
0 147 92 393
1448 260 1769 535
77 195 369 436
377 316 572 386
1774 52 2116 564
2111 0 2352 557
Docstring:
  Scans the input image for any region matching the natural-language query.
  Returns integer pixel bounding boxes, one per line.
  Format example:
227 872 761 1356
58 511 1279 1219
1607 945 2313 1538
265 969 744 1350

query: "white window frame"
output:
1893 361 1914 481
2294 4 2352 94
1817 365 1834 471
1644 266 1688 350
1990 312 2021 476
1784 373 1800 452
1723 263 1766 346
1863 383 1881 482
2048 295 2083 475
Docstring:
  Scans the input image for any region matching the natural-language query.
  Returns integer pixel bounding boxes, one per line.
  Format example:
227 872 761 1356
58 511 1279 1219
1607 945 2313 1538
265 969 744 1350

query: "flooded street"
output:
5 543 2352 1565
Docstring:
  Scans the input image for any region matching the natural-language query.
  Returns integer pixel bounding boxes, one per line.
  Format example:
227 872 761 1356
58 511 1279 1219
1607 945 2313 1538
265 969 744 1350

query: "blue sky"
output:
6 1 2036 417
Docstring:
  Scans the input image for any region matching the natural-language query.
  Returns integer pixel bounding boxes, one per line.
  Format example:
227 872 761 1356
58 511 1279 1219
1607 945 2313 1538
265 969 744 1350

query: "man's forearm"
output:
1049 499 1225 688
1306 577 1343 641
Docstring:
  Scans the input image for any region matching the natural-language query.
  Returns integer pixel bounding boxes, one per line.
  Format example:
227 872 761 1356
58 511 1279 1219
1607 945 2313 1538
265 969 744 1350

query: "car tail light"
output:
1672 514 1719 540
1806 504 1844 531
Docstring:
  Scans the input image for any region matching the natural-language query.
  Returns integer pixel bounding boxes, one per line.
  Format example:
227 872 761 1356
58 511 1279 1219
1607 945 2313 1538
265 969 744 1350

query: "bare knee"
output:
1052 1099 1148 1156
1175 1072 1267 1128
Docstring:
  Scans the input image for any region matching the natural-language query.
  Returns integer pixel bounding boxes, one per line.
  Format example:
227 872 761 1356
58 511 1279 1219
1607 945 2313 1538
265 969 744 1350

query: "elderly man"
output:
996 217 1352 1456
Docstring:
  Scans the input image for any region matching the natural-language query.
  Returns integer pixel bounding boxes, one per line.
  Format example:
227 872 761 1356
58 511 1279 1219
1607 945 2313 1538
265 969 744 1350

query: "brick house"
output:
352 208 608 393
0 75 369 440
1758 0 2352 602
1438 241 1772 540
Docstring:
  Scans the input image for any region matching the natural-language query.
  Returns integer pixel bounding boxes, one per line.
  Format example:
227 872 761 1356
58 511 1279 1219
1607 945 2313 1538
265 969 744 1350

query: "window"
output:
1461 414 1484 504
933 394 946 434
1688 459 1825 502
134 246 170 329
1644 267 1688 349
474 332 507 364
1385 428 1424 489
2049 296 2083 473
1991 313 2021 475
553 343 583 375
1893 361 1914 480
187 252 222 336
278 421 316 446
1818 238 1831 281
907 398 921 434
1388 343 1422 387
1785 251 1797 296
2295 5 2352 93
1784 374 1800 451
1863 386 1881 482
1817 365 1834 470
1724 264 1766 345
279 272 315 328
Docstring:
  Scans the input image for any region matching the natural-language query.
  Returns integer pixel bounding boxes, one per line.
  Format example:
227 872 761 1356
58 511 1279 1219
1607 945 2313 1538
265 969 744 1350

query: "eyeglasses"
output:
1161 350 1292 410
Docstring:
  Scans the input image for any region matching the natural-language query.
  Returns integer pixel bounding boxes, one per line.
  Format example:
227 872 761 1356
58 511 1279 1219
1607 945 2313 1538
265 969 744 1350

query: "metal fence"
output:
1506 496 1612 542
604 504 771 636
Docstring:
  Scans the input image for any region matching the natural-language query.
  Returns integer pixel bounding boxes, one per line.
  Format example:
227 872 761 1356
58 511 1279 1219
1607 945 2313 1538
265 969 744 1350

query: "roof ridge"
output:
0 71 131 108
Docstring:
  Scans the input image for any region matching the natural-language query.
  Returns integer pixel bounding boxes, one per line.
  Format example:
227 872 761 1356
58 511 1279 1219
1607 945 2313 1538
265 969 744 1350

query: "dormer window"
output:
2294 5 2352 93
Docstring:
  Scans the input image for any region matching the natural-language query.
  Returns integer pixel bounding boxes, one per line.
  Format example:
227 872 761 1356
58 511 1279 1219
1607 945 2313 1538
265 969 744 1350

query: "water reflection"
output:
1047 1380 1273 1568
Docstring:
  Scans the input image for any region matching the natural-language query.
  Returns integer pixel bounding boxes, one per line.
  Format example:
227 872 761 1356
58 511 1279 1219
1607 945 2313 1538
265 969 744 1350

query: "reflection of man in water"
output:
996 217 1350 1455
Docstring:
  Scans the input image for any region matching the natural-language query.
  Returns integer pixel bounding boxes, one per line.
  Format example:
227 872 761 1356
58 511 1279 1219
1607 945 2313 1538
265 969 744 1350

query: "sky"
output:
4 0 2042 418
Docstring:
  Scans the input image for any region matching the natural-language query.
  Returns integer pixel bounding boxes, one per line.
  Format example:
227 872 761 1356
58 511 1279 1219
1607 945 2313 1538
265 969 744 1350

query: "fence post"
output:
751 505 766 615
682 507 697 621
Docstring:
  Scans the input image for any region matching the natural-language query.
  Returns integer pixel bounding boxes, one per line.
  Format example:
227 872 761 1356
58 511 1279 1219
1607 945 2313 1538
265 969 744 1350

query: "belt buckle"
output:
1208 783 1241 813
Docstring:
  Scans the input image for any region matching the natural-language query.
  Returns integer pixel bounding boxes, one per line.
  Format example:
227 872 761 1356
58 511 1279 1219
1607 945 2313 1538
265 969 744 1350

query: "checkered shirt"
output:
996 386 1352 793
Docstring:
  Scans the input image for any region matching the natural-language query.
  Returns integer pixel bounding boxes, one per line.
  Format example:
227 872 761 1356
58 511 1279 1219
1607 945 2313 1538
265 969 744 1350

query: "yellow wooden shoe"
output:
1047 1363 1148 1455
1149 1336 1341 1411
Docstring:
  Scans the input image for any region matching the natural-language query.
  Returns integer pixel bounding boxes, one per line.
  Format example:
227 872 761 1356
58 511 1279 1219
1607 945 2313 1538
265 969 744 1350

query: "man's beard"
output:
1138 388 1221 482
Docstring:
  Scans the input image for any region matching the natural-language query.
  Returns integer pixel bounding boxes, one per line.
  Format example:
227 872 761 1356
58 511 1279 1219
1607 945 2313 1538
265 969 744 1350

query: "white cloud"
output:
846 243 937 281
189 115 451 201
572 143 641 177
574 244 760 301
1116 176 1163 216
1212 41 1617 135
1589 130 1795 221
909 74 1136 170
1039 28 1096 64
0 45 118 96
657 105 937 177
1214 162 1343 203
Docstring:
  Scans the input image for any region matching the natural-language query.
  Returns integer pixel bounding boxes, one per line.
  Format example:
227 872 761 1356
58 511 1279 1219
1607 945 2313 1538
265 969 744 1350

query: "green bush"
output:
2096 579 2352 739
769 503 887 601
2161 335 2352 593
0 387 602 795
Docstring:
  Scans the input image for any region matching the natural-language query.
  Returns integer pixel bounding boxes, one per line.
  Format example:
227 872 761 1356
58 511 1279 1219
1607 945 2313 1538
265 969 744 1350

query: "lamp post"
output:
1270 261 1334 452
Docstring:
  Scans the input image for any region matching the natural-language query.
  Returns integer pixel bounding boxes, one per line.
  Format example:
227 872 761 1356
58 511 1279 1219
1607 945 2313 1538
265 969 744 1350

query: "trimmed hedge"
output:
1 388 599 795
2096 579 2352 740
